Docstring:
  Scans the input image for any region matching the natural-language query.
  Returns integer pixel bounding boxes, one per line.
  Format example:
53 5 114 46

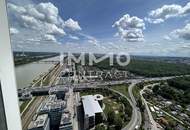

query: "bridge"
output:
18 76 177 101
34 60 60 64
18 85 69 100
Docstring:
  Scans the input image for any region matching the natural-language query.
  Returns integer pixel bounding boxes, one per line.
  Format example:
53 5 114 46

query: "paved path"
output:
140 84 159 130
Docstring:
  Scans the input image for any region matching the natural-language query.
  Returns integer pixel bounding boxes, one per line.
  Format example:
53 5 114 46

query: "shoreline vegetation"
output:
91 57 190 77
14 51 59 66
14 52 190 77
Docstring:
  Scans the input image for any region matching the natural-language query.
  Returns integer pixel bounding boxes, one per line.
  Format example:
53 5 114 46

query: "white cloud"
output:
20 15 40 29
8 2 65 35
181 45 190 49
7 3 26 14
26 5 45 20
26 38 41 42
171 23 190 40
112 14 145 42
64 18 82 31
144 17 164 24
113 14 145 29
10 27 19 35
69 35 79 40
146 2 190 24
44 34 57 42
36 2 60 25
44 23 65 35
78 33 106 49
7 2 82 46
163 35 172 41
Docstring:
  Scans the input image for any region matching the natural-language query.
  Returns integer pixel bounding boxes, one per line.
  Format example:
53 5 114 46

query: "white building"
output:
82 95 103 130
28 114 50 130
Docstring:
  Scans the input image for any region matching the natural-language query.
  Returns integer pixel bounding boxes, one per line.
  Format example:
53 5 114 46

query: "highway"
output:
107 87 138 130
124 81 142 130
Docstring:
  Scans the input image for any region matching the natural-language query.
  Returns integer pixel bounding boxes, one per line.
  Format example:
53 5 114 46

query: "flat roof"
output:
82 95 103 117
38 95 65 112
60 111 72 126
28 114 49 129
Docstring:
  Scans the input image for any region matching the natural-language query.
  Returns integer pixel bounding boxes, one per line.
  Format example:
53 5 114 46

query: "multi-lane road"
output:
125 81 142 130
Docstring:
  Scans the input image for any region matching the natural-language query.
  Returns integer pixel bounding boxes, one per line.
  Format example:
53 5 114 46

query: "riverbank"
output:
15 55 60 89
14 54 58 66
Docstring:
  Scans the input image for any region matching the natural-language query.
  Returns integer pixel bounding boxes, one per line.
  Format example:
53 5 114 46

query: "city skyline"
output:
8 0 190 57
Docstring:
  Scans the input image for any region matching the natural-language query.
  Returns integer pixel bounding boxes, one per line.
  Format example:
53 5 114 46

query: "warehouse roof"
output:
82 95 103 117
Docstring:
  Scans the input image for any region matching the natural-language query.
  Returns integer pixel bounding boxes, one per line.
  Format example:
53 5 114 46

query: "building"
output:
28 114 50 130
38 95 66 127
82 95 103 130
59 111 72 130
48 86 68 100
93 94 104 107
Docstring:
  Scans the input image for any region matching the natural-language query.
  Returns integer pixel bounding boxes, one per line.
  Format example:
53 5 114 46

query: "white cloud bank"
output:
112 14 145 42
64 18 81 31
146 2 190 24
10 27 19 35
44 34 57 42
171 23 190 40
7 2 81 44
163 35 171 41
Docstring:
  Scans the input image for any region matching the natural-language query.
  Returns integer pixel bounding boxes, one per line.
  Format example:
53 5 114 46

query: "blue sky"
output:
8 0 190 57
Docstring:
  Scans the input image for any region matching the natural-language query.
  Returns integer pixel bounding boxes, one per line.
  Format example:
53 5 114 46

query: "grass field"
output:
111 84 129 97
20 100 31 112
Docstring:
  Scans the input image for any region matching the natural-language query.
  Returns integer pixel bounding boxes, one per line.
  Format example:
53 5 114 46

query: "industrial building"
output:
81 95 103 130
28 114 50 130
59 110 72 130
38 95 66 127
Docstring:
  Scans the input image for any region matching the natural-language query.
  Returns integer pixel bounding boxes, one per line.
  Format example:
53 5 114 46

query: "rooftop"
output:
94 94 104 101
60 111 72 126
38 95 65 112
49 86 69 94
82 95 103 117
28 114 49 129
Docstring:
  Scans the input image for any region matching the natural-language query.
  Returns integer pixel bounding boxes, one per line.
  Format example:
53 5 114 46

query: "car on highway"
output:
135 125 139 130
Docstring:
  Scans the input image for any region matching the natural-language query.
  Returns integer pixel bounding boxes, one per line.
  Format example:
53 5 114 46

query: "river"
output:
15 56 60 89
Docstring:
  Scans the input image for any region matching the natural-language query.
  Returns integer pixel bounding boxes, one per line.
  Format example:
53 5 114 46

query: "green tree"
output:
152 85 159 93
114 116 123 130
107 111 115 124
95 124 106 130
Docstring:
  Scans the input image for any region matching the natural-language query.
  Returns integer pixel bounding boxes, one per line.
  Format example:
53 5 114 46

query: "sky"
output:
7 0 190 57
